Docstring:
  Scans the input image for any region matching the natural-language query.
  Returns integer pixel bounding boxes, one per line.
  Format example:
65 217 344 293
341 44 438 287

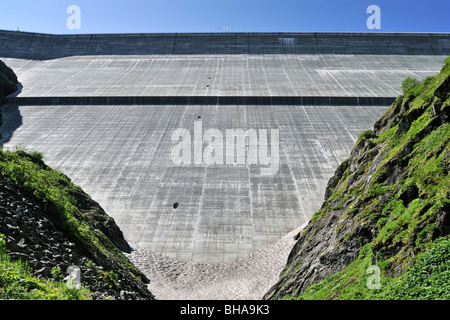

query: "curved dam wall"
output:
1 31 450 58
1 31 449 99
0 31 449 263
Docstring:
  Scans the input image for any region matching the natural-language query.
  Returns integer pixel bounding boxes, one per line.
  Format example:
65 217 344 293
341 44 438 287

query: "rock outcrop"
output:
0 60 17 102
265 57 449 300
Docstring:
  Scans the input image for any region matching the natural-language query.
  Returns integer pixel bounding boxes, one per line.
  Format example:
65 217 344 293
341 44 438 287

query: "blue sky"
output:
0 0 449 34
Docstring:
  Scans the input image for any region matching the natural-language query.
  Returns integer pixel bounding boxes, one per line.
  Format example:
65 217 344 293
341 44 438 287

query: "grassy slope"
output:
283 57 450 300
0 147 149 299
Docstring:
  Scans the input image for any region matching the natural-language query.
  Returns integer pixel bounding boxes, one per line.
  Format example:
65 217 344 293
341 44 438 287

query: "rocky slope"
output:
0 170 152 299
0 60 155 300
265 57 449 300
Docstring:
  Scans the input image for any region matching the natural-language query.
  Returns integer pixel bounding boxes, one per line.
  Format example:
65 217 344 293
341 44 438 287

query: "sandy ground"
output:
126 223 306 300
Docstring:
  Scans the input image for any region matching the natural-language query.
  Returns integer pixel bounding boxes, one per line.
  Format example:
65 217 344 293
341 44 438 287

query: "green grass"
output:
385 238 450 300
0 146 88 239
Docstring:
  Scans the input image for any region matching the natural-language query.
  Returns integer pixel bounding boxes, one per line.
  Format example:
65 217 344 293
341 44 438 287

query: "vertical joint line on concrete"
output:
172 33 178 55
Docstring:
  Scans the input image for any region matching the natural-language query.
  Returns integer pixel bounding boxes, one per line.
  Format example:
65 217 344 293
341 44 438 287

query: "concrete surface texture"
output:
0 103 387 263
0 54 446 98
1 31 449 98
1 31 449 265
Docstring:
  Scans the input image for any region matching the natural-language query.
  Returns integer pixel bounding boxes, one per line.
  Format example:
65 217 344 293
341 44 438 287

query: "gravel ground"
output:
126 223 306 300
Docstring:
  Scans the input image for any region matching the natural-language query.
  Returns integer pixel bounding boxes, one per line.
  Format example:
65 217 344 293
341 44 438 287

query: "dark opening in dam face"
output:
1 31 449 264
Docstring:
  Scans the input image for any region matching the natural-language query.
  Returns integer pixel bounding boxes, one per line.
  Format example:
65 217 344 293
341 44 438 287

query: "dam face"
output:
1 31 448 263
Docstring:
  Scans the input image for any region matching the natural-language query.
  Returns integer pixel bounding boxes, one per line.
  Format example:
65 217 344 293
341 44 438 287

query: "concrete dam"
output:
1 31 449 269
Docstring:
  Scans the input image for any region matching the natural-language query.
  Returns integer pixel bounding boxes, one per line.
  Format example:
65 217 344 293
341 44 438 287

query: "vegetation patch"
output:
0 234 95 300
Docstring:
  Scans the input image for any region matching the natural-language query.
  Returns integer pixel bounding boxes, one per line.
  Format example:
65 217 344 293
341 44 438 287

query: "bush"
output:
402 77 420 94
358 130 378 141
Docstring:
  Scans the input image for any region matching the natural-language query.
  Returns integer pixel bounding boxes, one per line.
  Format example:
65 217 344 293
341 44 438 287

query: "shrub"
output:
358 130 377 141
402 77 420 94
